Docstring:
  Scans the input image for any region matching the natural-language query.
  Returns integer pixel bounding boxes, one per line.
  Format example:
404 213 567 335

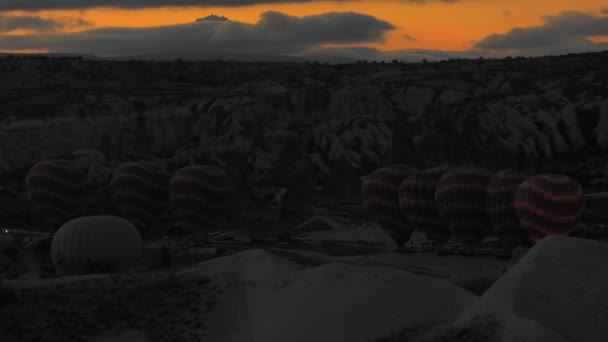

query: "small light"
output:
3 229 8 234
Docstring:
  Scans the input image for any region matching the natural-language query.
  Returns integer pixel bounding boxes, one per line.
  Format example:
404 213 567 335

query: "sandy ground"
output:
0 215 517 342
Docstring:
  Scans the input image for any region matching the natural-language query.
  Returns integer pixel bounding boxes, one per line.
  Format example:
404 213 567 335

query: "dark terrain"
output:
1 52 608 342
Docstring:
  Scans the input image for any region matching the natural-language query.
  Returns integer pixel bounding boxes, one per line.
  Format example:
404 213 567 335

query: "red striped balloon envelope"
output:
515 174 585 243
25 159 87 227
486 170 530 248
169 165 233 234
435 167 494 246
398 167 451 242
110 161 170 233
361 164 417 246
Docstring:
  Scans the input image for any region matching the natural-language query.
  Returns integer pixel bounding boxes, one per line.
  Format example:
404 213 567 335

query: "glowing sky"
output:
0 0 607 60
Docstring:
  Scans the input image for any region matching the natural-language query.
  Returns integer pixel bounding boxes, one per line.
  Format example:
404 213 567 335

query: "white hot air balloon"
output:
51 216 143 275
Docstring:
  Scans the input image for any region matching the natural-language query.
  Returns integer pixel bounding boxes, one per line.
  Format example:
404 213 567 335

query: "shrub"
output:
0 277 18 307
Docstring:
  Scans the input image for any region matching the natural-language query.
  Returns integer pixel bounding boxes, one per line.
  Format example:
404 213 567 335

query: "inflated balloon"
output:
515 174 585 243
486 170 530 248
169 165 233 238
435 167 494 246
51 215 143 275
25 159 87 226
110 161 170 233
398 167 451 242
361 164 417 246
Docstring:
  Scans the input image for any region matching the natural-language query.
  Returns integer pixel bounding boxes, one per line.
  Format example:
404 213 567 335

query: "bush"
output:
83 259 117 274
0 278 18 307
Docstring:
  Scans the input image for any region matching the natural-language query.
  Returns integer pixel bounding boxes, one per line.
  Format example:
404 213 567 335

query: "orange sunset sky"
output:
0 0 607 60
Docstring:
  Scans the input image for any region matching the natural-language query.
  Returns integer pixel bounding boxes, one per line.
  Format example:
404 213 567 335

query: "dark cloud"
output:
474 10 608 55
0 0 317 11
0 16 58 32
402 33 416 41
0 0 464 12
295 45 477 62
0 11 394 56
0 15 91 32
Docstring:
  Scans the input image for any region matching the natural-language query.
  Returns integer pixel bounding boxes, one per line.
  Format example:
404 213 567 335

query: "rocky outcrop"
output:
289 82 331 115
458 236 608 342
0 106 195 174
1 53 607 182
320 154 362 201
326 85 396 121
392 86 436 117
595 99 608 149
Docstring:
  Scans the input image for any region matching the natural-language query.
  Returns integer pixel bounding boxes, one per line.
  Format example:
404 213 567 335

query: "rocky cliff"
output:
1 52 607 188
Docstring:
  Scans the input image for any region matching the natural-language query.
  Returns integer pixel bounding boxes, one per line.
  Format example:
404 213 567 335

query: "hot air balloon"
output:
514 174 585 243
25 159 87 229
435 167 494 251
399 167 451 243
361 164 417 247
110 160 170 234
486 170 530 250
51 215 143 275
169 165 233 243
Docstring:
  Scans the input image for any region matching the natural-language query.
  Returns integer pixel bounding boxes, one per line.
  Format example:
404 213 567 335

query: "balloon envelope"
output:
435 167 494 245
515 174 585 243
169 165 233 231
486 170 530 247
362 164 417 246
110 161 170 233
25 159 87 226
399 167 451 242
51 215 143 275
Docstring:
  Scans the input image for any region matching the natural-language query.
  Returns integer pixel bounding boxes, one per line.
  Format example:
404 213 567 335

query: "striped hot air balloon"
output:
361 164 417 247
486 170 530 249
25 159 87 228
514 174 585 243
398 167 451 242
169 165 233 242
51 215 143 275
435 167 494 249
110 160 170 233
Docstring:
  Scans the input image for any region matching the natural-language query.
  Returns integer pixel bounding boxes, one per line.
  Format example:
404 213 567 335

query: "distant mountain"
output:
106 50 310 63
0 50 360 64
196 15 229 22
0 52 104 60
106 50 362 64
295 54 360 64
